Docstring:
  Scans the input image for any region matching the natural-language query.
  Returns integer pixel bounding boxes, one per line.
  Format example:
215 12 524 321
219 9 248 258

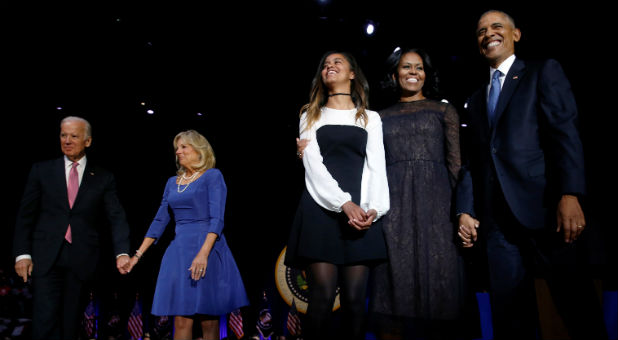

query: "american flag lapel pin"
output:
513 75 519 79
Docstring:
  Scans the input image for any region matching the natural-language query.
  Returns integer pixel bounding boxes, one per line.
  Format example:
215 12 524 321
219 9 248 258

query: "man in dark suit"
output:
456 10 607 339
13 116 131 340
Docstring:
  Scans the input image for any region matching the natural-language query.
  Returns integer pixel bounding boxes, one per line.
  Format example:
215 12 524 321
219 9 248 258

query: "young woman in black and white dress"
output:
285 51 389 340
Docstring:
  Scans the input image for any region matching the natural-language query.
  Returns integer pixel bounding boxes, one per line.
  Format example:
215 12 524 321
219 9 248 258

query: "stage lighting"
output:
365 22 375 36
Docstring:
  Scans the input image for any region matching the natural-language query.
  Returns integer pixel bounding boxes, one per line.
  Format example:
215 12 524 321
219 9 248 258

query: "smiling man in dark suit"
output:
13 116 131 340
456 10 607 340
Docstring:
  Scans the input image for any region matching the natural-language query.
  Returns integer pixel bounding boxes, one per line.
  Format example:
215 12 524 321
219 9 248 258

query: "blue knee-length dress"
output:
145 168 249 316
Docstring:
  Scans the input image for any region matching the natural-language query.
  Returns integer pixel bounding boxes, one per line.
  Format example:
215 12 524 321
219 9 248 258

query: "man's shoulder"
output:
516 57 563 72
86 162 115 178
31 157 62 169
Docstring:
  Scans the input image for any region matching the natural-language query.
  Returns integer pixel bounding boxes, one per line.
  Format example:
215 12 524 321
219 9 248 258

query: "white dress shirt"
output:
64 155 87 185
487 54 516 95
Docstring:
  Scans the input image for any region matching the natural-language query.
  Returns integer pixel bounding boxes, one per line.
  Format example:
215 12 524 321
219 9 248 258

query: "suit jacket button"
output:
492 148 497 154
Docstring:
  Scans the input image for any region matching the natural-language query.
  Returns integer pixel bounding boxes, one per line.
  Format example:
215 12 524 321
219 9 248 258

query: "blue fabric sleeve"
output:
202 169 227 236
145 178 173 243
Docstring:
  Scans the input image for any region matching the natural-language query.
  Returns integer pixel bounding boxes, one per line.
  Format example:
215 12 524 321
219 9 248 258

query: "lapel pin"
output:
90 172 95 176
513 75 519 79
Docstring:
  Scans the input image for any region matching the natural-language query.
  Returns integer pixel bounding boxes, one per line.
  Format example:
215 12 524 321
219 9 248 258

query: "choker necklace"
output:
177 171 200 193
328 93 351 97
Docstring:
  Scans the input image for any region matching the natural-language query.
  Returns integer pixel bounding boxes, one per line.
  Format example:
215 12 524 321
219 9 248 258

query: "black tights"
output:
305 262 369 340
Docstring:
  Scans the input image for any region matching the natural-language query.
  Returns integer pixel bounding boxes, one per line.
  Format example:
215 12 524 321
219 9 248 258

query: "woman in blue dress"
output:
127 130 249 340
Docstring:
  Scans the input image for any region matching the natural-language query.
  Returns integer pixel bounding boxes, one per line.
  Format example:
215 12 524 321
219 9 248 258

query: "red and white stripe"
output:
229 309 244 339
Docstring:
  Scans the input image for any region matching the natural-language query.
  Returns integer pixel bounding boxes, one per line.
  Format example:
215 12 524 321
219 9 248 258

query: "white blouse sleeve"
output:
360 111 390 220
300 112 352 212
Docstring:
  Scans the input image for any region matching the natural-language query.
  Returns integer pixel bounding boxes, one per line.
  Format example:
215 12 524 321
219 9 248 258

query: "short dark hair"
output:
479 9 517 29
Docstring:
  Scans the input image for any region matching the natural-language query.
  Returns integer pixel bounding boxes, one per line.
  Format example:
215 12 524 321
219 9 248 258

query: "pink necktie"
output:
65 162 79 243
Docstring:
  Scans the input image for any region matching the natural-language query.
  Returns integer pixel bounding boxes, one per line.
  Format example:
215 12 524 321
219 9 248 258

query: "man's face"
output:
60 121 91 161
476 11 521 68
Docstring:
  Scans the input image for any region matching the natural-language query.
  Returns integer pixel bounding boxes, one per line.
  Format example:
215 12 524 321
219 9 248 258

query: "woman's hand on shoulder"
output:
296 138 309 159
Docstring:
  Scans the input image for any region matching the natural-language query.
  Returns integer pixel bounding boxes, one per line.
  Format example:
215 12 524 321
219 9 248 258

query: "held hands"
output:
116 255 131 275
342 201 376 231
15 259 33 283
126 256 140 273
189 253 208 281
557 194 586 243
458 213 480 248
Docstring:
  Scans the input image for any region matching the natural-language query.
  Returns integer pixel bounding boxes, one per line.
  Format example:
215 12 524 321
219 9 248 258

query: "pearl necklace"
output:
177 171 200 193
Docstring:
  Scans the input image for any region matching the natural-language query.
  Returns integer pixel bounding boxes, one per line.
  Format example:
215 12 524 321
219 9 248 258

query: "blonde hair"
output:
173 130 216 175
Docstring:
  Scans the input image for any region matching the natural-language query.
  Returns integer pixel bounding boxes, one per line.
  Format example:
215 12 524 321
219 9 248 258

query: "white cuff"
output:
16 254 32 263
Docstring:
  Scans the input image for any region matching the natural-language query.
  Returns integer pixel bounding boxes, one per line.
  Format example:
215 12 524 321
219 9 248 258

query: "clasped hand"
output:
117 255 131 274
458 213 479 248
342 201 377 231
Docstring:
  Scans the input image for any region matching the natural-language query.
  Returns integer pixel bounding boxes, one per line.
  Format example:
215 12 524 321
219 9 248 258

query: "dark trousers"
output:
32 241 86 340
482 183 607 339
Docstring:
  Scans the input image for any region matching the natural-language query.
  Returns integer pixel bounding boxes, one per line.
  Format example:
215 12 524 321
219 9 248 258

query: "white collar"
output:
490 54 516 79
64 155 87 168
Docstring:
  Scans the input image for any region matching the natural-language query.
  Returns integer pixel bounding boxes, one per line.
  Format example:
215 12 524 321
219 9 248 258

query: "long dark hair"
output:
381 47 441 100
301 51 370 132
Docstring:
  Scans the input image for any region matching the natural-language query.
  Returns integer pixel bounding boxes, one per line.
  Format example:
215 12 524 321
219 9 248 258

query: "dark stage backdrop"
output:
3 0 615 324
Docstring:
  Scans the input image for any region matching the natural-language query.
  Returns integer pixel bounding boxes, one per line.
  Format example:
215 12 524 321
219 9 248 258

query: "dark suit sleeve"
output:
538 59 586 195
455 165 475 218
102 172 131 256
454 96 476 218
13 164 42 257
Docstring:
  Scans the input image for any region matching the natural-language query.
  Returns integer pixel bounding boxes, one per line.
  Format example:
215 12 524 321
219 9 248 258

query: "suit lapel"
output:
492 58 526 130
73 162 94 208
56 157 71 210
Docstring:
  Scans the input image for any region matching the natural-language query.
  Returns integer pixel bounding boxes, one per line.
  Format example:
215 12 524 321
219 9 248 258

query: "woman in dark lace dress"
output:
368 47 477 340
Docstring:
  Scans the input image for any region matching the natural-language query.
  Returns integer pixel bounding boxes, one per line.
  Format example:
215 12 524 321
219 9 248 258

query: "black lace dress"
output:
369 99 467 322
